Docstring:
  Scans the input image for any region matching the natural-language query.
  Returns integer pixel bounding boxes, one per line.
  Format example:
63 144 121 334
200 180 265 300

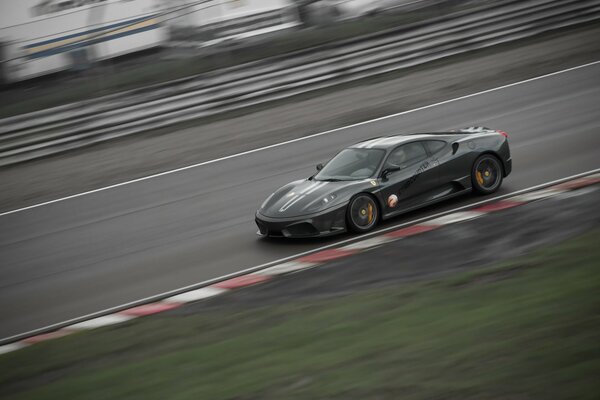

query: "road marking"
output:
213 274 272 289
1 60 599 218
422 211 485 225
341 236 395 250
384 224 440 238
163 287 227 303
509 188 563 202
255 261 318 276
21 330 75 344
297 248 359 263
68 314 134 330
471 200 524 213
120 302 182 316
0 342 28 354
2 168 599 345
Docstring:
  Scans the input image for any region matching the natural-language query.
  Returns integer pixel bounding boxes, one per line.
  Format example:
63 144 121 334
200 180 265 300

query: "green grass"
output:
1 230 599 399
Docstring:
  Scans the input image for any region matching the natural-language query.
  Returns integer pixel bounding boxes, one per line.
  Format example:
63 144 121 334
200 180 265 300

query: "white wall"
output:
172 0 292 27
0 0 168 82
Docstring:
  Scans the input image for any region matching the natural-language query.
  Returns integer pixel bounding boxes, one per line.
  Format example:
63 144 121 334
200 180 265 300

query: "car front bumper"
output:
255 205 347 238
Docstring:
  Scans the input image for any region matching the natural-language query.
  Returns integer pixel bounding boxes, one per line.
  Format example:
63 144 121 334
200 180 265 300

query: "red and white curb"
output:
1 172 598 356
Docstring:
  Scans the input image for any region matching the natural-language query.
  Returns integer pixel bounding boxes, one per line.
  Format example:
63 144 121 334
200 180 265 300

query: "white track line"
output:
2 168 598 344
1 60 599 218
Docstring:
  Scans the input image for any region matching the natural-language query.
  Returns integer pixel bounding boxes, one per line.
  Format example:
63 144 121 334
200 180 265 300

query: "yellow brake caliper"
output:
476 171 484 185
367 203 373 224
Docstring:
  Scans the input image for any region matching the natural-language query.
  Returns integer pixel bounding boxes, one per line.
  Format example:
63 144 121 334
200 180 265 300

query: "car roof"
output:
349 133 452 149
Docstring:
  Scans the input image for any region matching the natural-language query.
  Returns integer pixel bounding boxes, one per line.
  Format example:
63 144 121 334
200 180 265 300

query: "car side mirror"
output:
316 163 324 171
452 142 459 155
381 166 400 180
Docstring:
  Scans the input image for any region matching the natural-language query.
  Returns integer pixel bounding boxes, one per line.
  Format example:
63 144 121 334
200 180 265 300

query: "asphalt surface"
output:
177 185 600 312
0 62 599 339
2 23 599 213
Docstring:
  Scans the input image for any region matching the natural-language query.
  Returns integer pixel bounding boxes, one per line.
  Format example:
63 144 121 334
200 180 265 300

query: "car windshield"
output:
315 148 385 181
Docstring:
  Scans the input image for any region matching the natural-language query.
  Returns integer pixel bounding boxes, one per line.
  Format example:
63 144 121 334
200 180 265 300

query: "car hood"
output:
259 179 373 218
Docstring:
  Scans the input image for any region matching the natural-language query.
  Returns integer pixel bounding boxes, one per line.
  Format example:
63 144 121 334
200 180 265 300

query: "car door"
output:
429 138 473 191
379 141 439 215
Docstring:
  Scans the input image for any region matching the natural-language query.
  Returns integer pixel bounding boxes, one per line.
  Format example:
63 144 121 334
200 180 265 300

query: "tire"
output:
472 154 503 194
346 194 379 233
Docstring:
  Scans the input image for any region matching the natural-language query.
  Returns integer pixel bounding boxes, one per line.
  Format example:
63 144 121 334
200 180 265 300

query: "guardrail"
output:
0 0 598 166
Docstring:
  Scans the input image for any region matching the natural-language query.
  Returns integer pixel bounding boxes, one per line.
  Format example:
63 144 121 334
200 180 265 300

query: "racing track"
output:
1 62 599 339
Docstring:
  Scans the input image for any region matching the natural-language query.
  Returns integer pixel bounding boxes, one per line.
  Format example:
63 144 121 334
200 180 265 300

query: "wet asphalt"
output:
0 62 599 339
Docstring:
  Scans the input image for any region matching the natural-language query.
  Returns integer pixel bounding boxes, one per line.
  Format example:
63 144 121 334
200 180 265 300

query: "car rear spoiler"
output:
456 126 509 139
455 126 496 133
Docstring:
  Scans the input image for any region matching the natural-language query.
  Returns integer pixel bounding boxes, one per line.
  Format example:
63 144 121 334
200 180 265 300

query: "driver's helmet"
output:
389 148 406 166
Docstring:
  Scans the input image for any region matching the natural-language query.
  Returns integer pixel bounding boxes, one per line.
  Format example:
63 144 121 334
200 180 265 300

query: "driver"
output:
388 147 407 167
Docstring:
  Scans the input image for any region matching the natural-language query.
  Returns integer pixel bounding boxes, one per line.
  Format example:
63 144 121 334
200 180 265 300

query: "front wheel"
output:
347 194 379 233
472 154 503 194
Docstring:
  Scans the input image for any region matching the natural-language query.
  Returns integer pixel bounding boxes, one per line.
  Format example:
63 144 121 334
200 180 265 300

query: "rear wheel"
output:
472 154 503 194
347 194 379 233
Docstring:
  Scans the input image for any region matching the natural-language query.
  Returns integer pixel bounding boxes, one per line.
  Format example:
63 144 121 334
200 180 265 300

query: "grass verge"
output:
1 230 599 399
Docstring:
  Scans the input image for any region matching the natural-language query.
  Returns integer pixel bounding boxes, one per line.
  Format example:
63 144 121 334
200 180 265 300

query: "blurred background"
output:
2 0 597 166
0 0 494 113
1 0 470 85
0 1 478 82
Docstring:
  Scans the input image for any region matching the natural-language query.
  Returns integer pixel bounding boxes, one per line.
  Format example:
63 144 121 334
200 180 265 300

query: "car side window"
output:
385 142 428 169
424 140 446 155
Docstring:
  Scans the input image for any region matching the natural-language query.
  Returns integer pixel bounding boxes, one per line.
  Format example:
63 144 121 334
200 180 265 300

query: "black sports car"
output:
255 127 512 238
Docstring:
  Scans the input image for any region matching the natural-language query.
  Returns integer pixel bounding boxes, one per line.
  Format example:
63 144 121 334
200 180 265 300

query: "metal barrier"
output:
0 0 598 166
